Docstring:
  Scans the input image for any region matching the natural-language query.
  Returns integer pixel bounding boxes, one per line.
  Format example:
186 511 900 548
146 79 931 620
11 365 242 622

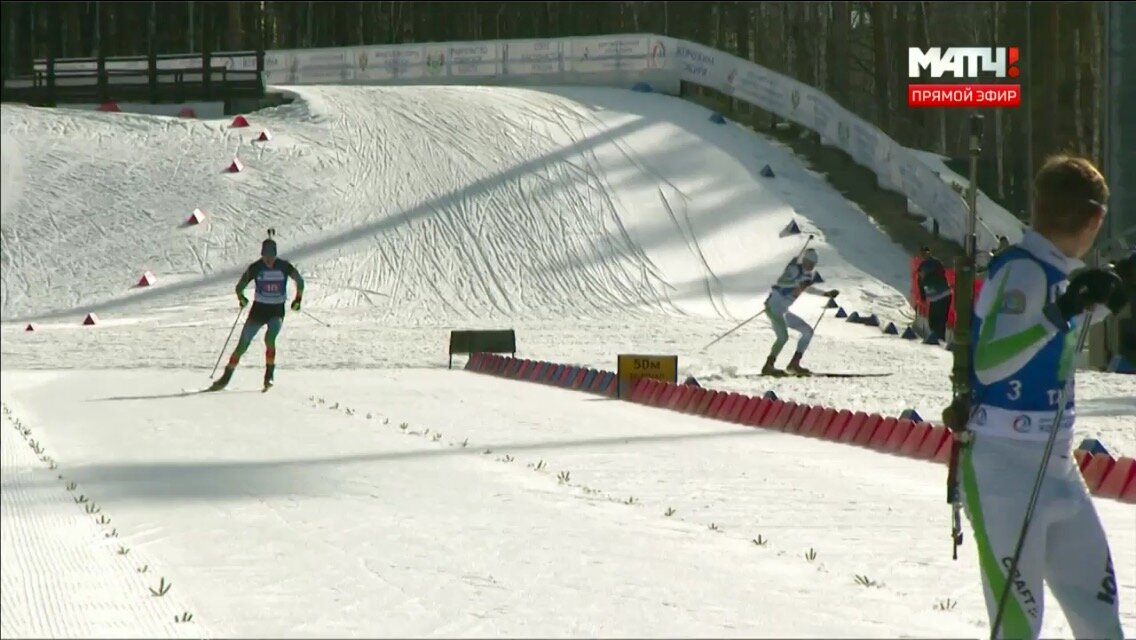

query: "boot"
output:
786 351 811 376
761 355 785 376
209 366 235 391
263 364 275 389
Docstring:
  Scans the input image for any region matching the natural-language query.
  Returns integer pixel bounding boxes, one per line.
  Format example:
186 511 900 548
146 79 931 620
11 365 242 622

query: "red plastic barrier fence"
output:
462 353 1132 503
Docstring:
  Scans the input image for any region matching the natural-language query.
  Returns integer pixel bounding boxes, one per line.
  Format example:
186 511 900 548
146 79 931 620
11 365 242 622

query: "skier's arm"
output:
972 259 1105 384
287 263 305 300
234 265 256 305
802 283 835 297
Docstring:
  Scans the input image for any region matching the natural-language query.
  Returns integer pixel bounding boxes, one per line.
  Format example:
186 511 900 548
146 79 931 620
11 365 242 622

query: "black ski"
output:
803 372 894 378
743 371 892 379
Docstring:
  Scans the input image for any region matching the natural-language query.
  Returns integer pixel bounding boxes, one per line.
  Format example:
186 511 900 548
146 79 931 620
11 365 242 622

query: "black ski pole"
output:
811 301 832 332
302 308 331 327
211 307 245 378
989 316 1094 640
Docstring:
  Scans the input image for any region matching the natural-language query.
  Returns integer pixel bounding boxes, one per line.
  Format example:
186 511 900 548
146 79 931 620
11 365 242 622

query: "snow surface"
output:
1 84 1133 637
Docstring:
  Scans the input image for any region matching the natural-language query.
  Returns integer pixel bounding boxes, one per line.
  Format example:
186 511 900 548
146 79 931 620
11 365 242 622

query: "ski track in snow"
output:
0 404 208 638
1 84 1133 638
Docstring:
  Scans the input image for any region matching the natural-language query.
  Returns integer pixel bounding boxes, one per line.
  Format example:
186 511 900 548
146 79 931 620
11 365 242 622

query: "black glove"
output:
825 289 839 298
941 395 970 432
1056 268 1127 319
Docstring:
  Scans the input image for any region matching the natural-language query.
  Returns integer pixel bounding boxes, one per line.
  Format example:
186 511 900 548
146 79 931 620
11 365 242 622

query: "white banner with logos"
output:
503 39 564 76
32 34 992 247
654 35 989 246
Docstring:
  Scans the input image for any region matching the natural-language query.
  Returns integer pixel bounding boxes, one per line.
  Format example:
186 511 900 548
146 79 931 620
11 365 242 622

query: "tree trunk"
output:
992 1 1005 200
1089 3 1102 166
870 1 891 133
226 1 242 50
1073 27 1085 156
734 2 751 60
828 1 850 104
917 1 945 153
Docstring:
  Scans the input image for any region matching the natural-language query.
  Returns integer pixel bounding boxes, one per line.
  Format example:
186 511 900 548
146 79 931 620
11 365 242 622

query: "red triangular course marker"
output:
24 324 34 332
255 130 272 142
97 101 121 112
186 208 206 225
137 271 156 287
178 106 197 118
226 158 243 173
231 115 250 128
82 313 99 326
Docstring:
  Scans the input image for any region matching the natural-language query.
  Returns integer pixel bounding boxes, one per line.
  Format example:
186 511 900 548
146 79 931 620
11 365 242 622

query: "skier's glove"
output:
237 292 249 308
1056 268 1127 319
825 289 839 298
941 395 970 433
290 297 302 312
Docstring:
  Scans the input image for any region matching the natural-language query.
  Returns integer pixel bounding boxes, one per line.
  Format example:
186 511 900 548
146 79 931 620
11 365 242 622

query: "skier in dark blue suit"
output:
209 235 304 391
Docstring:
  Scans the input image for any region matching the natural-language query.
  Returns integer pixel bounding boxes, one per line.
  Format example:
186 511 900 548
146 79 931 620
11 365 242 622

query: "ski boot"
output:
761 355 785 377
208 366 234 391
786 352 812 376
262 365 275 392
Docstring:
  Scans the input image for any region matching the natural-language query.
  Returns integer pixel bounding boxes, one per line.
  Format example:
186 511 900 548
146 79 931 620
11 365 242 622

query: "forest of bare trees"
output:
0 1 1111 217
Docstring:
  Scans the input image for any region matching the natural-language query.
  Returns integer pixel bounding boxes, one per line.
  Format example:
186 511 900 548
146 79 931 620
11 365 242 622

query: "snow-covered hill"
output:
1 85 912 325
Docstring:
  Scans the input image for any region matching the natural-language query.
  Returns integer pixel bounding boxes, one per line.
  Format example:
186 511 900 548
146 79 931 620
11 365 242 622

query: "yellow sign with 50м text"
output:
616 354 678 399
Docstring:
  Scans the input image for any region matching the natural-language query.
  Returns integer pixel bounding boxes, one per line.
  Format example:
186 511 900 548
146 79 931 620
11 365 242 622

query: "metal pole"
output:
946 113 983 561
1025 1 1034 218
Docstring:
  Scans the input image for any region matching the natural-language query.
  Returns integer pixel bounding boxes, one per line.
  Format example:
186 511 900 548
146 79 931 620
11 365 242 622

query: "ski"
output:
802 372 893 378
742 371 892 379
262 382 273 393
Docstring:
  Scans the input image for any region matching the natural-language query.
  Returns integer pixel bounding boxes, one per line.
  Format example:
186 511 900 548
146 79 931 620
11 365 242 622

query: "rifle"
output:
944 114 984 561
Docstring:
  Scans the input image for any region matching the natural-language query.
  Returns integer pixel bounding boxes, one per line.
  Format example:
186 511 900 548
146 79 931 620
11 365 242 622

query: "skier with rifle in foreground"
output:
210 232 305 392
942 154 1133 639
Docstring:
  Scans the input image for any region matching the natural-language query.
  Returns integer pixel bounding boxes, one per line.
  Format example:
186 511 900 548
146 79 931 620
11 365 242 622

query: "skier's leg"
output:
1044 461 1124 639
763 297 790 374
211 317 264 388
785 311 814 373
961 435 1048 640
930 296 950 338
263 316 283 385
767 310 789 356
228 318 265 368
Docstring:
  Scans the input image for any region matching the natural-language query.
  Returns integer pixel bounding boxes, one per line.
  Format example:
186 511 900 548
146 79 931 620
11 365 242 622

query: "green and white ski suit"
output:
962 229 1123 639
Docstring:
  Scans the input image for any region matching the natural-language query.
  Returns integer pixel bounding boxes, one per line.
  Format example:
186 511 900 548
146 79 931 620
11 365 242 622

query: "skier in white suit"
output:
761 247 839 376
943 155 1130 639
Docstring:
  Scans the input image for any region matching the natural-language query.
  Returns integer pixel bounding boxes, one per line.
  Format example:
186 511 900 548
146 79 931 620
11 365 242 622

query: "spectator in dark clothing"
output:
916 246 952 339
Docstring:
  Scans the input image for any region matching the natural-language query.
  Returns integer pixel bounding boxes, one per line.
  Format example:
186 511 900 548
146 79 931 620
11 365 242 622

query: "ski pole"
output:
989 316 1094 640
701 235 817 353
700 308 767 352
211 306 245 378
302 308 331 327
811 302 831 331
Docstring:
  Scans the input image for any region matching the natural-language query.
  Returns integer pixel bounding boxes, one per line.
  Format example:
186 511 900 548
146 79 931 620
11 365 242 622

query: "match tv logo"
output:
907 46 1021 108
908 47 1020 80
